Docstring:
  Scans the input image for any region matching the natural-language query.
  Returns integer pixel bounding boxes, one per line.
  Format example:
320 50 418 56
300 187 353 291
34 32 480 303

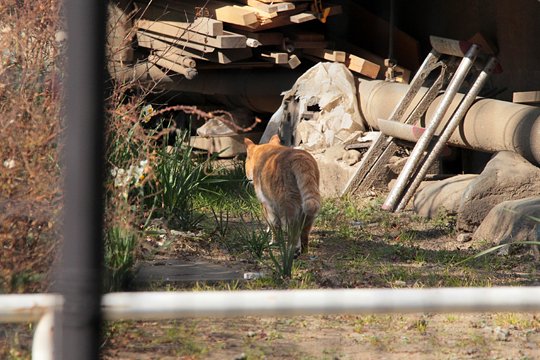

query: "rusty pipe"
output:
357 80 540 165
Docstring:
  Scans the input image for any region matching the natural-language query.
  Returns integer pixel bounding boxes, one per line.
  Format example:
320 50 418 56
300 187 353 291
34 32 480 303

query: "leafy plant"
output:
267 218 305 279
209 198 231 242
152 131 221 229
235 216 271 260
104 226 137 292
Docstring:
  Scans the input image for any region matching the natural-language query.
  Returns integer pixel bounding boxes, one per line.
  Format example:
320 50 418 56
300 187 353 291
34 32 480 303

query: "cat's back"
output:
255 144 317 177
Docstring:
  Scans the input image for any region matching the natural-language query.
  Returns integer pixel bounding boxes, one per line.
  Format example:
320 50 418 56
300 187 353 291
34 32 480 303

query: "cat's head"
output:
243 135 281 180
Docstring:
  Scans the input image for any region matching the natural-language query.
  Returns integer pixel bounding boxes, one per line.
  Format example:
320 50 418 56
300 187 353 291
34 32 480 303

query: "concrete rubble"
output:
412 151 540 249
473 196 540 258
261 62 365 148
258 62 377 196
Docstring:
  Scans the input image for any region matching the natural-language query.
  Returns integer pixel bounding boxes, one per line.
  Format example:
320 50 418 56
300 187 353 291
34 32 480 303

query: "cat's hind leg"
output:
300 214 315 254
262 204 280 245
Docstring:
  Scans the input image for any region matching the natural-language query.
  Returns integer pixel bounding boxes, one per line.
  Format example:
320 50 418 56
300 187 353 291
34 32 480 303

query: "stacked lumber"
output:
131 0 414 82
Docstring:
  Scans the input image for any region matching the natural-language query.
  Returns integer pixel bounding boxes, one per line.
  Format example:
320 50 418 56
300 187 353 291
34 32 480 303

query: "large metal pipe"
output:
111 62 301 113
358 80 540 165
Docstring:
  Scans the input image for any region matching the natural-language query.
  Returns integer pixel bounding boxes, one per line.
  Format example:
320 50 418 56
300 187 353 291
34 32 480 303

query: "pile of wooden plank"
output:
132 0 416 82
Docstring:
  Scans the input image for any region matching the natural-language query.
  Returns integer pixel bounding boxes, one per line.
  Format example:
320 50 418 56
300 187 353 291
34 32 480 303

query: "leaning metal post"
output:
382 44 480 211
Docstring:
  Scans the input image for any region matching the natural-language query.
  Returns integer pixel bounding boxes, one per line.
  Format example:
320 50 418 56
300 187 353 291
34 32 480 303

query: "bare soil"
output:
101 202 540 360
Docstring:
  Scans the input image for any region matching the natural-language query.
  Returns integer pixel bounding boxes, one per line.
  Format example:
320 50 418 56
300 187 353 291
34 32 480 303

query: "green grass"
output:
104 226 137 292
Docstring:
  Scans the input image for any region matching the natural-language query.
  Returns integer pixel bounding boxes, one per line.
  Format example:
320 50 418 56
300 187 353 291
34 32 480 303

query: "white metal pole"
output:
0 294 62 323
3 287 540 325
32 310 55 360
396 57 499 211
101 287 540 320
382 44 480 211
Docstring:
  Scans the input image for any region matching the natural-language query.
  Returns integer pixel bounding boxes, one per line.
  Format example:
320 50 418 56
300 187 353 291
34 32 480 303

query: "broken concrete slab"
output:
133 259 244 285
457 151 540 232
261 62 366 147
412 174 478 218
473 196 540 245
313 152 361 197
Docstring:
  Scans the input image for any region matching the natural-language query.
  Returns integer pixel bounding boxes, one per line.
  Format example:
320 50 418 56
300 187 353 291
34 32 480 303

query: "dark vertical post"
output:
388 0 395 61
55 0 106 358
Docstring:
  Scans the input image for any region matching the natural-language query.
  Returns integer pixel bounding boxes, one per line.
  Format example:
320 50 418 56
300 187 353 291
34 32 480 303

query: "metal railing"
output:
3 287 540 359
2 1 540 360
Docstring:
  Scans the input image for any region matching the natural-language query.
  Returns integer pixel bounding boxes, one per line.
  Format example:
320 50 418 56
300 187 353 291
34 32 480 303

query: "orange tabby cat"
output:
244 134 321 254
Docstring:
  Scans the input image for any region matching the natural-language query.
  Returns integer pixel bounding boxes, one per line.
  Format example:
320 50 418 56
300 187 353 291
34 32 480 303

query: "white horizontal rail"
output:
3 287 540 324
102 287 540 320
0 294 62 323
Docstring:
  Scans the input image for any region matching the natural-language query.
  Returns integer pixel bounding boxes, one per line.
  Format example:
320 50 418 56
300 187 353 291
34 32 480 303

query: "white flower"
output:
112 159 149 189
3 159 15 169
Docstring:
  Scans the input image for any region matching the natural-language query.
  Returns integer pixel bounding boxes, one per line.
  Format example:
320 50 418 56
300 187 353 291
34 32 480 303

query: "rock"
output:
387 156 409 175
324 144 347 161
313 152 360 197
494 326 510 341
457 233 473 243
342 150 362 166
457 151 540 231
473 196 540 249
412 174 478 218
234 353 247 360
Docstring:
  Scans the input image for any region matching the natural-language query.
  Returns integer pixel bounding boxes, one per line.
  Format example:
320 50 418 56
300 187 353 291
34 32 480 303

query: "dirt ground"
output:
100 200 540 360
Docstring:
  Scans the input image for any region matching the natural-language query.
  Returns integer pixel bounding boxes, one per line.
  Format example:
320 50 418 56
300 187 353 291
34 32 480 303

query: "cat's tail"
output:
293 157 321 218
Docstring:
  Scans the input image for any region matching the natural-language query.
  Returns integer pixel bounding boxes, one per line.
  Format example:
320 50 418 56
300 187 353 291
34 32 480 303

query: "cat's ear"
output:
244 137 255 148
269 134 281 145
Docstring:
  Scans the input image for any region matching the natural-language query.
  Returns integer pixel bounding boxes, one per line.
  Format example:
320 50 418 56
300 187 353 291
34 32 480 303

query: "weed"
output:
151 131 220 229
431 208 456 229
494 313 535 330
235 219 271 260
413 318 428 335
267 218 305 279
209 200 231 242
456 241 540 265
368 335 389 351
103 226 136 292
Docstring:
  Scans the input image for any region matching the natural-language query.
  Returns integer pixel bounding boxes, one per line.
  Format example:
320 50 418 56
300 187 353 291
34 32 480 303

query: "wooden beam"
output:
261 52 288 64
303 48 347 62
136 20 247 49
287 54 301 69
154 50 196 68
238 0 295 13
215 5 258 26
513 91 540 105
345 54 380 79
137 31 215 53
228 5 309 31
134 18 223 37
137 32 252 64
290 12 316 23
148 55 198 79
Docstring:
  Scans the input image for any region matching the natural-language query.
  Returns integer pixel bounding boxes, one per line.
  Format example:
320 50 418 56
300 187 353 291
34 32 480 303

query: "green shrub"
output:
104 226 136 292
152 131 222 229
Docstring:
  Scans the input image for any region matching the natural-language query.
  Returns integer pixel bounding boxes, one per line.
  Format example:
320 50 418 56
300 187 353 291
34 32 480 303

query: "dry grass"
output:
0 0 64 294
